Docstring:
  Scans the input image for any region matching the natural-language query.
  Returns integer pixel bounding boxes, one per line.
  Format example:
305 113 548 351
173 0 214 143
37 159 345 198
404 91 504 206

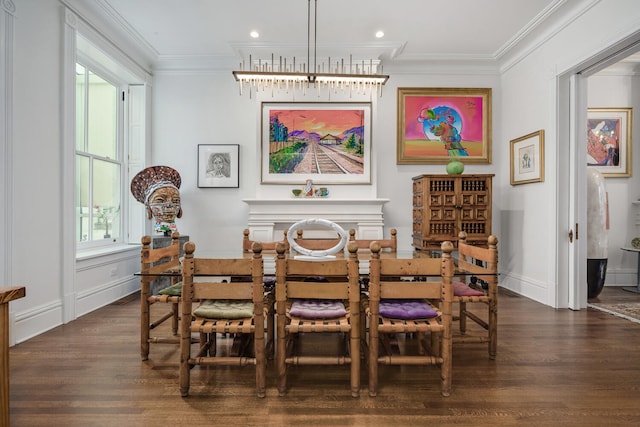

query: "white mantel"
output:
243 198 389 241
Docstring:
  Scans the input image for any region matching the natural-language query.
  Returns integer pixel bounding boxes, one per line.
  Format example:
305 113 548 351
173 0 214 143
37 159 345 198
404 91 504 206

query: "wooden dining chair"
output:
179 241 267 397
242 228 289 252
139 232 183 361
363 240 455 397
274 240 361 397
241 228 289 358
294 228 343 251
348 228 397 352
453 231 499 359
348 228 397 252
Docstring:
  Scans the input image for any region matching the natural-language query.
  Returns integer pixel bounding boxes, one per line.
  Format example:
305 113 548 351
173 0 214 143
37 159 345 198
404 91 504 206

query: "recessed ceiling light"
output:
375 31 384 38
250 31 259 38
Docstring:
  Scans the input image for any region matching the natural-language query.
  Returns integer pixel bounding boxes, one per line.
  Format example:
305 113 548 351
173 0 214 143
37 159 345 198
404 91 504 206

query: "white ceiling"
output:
87 0 561 67
78 0 639 73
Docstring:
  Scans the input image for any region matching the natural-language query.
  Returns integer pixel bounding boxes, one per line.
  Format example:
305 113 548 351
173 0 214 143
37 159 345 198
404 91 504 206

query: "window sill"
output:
76 243 141 261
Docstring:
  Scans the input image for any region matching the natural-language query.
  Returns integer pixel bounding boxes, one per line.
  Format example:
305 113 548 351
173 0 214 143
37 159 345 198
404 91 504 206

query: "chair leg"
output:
368 317 379 397
350 310 360 398
489 300 497 359
140 285 150 361
266 311 274 360
276 314 287 396
459 301 467 335
179 330 191 397
417 332 426 355
441 337 451 397
254 327 266 398
171 302 179 335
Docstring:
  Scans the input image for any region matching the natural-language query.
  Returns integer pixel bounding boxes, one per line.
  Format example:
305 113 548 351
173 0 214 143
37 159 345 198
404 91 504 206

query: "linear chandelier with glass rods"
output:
231 0 389 98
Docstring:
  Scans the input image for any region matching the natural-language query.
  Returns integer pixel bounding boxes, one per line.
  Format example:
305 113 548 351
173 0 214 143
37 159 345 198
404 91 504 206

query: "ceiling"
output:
82 0 562 69
77 0 639 73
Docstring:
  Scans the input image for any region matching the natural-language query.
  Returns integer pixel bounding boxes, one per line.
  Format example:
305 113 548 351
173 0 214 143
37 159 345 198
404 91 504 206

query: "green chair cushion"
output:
158 281 182 296
193 299 254 319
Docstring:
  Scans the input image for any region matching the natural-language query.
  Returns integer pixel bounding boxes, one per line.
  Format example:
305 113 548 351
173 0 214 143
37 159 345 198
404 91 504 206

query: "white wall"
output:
8 0 143 344
588 72 640 285
11 0 67 336
151 71 501 254
499 0 640 306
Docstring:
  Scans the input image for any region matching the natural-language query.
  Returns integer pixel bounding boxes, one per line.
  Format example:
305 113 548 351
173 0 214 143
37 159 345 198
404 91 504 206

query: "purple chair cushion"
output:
289 299 347 319
379 299 438 319
453 281 485 297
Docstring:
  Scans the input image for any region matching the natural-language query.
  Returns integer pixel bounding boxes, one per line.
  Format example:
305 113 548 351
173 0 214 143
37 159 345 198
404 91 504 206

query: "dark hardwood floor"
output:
9 286 640 426
589 284 640 304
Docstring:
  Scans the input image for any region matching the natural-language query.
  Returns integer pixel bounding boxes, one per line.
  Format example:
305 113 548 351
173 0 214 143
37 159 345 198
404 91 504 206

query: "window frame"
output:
75 60 127 250
66 21 149 258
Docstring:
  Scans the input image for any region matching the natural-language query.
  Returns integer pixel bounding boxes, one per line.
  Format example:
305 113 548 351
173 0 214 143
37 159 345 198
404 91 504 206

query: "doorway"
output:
558 31 640 310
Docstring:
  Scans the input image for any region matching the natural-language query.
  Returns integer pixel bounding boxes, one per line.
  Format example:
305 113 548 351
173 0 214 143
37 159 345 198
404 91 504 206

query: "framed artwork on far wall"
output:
261 102 371 184
510 129 545 186
197 144 240 188
587 107 632 177
397 87 492 164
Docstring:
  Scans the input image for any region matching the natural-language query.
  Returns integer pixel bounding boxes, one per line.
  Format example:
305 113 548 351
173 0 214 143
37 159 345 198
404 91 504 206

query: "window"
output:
67 20 148 255
75 63 123 247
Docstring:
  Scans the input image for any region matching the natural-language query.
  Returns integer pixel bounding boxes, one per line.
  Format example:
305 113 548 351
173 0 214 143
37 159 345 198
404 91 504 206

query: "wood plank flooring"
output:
8 286 640 426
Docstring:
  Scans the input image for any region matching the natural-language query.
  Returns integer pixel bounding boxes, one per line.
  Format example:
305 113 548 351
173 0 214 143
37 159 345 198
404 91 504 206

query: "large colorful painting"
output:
397 87 492 164
261 102 371 184
587 107 632 177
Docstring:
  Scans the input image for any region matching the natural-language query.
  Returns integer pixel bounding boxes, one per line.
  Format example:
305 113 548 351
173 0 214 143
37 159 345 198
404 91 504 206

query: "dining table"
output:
133 246 498 285
133 244 498 364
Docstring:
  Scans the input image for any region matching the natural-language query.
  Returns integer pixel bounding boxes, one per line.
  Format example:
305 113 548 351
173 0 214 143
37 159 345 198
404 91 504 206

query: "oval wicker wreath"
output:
286 218 348 258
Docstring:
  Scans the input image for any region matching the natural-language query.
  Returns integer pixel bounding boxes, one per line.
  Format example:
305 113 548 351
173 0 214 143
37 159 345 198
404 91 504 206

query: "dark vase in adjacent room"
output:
587 258 607 299
586 168 608 299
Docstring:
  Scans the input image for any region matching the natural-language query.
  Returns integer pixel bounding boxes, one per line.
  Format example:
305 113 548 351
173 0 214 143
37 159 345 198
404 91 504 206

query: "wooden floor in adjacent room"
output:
9 286 640 427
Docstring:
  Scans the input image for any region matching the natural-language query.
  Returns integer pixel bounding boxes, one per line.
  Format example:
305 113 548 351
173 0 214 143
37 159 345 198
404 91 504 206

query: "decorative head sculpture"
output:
131 166 182 235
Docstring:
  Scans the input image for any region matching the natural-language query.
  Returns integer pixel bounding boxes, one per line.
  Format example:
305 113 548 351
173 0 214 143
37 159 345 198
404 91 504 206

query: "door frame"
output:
558 32 640 310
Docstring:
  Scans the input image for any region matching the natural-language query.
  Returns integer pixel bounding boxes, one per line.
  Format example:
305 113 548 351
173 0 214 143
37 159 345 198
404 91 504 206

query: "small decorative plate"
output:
632 237 640 249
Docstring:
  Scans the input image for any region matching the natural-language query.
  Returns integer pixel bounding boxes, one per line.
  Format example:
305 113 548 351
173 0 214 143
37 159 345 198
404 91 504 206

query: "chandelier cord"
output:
314 0 318 74
307 0 310 73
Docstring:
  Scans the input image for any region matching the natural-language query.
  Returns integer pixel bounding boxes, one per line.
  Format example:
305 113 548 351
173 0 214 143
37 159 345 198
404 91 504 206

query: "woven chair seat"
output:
190 317 255 334
376 316 443 334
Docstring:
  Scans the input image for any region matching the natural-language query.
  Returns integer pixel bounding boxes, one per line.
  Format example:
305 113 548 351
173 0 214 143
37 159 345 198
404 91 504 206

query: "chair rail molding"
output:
243 198 389 242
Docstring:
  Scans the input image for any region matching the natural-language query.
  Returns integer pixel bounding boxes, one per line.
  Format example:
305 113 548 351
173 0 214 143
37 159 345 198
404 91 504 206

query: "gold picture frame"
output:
397 87 492 164
587 107 632 177
510 130 545 186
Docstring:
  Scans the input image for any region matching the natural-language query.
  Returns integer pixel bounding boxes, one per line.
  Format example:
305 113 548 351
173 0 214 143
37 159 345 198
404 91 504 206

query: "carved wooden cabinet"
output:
412 174 493 250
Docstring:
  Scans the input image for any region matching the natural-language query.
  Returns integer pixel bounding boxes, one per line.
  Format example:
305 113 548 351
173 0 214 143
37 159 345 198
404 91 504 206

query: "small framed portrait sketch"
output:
510 130 544 185
198 144 240 188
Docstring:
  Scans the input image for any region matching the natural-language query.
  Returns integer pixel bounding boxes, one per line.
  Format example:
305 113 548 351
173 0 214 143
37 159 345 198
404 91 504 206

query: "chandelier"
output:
232 0 389 98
